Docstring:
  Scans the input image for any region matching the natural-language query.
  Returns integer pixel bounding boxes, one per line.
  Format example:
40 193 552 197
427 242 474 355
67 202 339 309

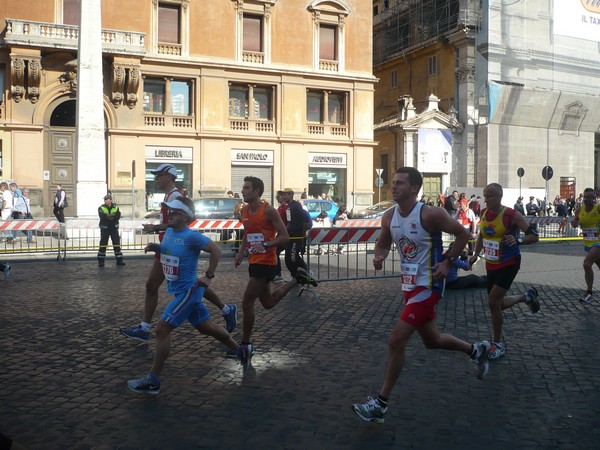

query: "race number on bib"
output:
247 232 267 254
582 228 599 241
160 254 180 281
401 263 418 291
482 239 500 261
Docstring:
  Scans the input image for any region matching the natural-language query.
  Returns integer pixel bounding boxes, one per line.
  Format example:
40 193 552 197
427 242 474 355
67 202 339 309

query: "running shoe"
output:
116 260 126 266
487 342 505 360
352 396 387 424
524 287 540 313
296 267 318 287
223 304 238 333
237 343 254 368
3 263 11 280
580 291 593 304
470 340 490 379
225 342 255 358
127 374 160 395
120 325 150 343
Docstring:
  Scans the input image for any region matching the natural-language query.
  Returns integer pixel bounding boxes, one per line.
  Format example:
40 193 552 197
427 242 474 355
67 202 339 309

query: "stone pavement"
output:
1 242 599 450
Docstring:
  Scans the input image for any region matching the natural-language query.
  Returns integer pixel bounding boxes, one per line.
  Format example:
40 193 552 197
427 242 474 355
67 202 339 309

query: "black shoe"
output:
98 261 105 267
116 261 126 266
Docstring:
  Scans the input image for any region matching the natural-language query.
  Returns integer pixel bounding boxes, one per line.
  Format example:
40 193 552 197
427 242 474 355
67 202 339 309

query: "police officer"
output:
98 194 125 267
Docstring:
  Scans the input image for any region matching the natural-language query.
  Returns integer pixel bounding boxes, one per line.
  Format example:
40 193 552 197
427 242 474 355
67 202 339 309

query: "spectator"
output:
514 196 525 216
444 190 459 217
1 182 15 244
13 187 35 243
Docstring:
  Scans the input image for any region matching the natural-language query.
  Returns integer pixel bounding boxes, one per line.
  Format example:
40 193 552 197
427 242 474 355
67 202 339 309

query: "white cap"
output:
161 198 195 219
151 163 178 177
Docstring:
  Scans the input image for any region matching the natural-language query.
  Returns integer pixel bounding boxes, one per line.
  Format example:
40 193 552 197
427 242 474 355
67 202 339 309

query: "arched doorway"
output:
44 98 76 216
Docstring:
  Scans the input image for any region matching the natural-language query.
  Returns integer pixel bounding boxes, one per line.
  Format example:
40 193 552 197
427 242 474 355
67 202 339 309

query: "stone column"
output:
76 0 107 216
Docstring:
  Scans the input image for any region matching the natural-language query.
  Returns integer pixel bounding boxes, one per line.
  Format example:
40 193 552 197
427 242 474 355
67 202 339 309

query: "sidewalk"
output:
0 242 599 449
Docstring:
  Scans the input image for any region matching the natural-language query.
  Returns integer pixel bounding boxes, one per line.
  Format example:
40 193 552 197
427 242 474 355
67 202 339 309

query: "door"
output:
422 174 442 204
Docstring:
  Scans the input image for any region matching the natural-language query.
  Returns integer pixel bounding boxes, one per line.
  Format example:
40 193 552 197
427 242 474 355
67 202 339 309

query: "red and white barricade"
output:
309 227 380 244
0 219 59 232
189 219 243 230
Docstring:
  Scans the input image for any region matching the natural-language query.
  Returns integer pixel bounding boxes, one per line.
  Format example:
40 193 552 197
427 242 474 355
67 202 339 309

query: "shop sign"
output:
308 153 347 167
145 146 192 163
231 149 274 166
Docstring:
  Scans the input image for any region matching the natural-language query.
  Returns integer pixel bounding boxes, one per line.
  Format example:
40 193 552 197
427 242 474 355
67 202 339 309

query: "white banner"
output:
554 1 600 42
417 129 452 173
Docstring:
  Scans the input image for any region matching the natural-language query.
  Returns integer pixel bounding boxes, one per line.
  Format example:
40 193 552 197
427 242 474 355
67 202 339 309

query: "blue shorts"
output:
160 285 210 328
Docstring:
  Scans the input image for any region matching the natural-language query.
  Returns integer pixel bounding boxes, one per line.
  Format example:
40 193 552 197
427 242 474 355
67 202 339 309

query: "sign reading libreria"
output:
554 1 600 42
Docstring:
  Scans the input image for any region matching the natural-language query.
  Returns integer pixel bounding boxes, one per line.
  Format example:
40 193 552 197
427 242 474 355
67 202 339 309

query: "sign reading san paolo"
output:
554 1 600 42
231 149 274 166
145 146 192 162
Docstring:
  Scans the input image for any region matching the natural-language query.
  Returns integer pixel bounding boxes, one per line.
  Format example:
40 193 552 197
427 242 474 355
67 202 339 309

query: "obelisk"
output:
76 0 107 216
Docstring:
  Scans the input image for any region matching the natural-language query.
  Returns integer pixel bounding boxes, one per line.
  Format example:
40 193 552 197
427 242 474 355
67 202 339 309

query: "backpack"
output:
63 191 69 208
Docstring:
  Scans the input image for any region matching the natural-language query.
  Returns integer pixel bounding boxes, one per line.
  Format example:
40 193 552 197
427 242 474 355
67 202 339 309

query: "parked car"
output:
144 196 242 220
304 199 338 221
353 200 395 219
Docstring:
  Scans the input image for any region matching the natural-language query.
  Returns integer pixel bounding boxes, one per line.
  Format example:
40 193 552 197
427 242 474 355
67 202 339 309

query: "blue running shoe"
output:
470 340 490 379
236 343 254 368
223 304 238 333
488 342 505 360
120 325 150 343
127 374 160 395
352 397 387 424
580 291 592 304
524 287 540 313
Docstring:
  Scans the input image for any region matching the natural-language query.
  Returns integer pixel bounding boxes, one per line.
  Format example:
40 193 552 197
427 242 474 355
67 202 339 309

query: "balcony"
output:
319 59 339 71
229 119 275 133
157 42 182 56
242 51 264 64
3 19 146 56
144 114 195 129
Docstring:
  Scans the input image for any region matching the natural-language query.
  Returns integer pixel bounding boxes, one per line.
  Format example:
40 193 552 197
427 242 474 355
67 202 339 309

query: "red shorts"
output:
400 287 442 327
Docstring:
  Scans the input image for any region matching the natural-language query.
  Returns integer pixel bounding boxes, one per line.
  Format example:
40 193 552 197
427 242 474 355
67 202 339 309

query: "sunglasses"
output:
168 209 186 216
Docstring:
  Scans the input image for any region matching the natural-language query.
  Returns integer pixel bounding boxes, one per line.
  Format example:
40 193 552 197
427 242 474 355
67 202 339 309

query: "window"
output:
152 1 189 56
143 78 191 115
319 25 337 61
229 84 273 120
307 90 347 124
158 4 180 44
243 14 263 52
63 0 80 26
428 56 437 76
391 69 398 88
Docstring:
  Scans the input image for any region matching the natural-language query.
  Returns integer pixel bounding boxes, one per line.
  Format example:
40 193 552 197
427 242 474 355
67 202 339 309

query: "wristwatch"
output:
517 237 523 245
205 271 215 279
447 256 457 265
262 242 269 248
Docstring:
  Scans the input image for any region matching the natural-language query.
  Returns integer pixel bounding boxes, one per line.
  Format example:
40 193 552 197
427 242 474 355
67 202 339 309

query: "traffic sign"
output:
517 167 524 177
375 168 383 176
375 177 384 188
542 166 554 181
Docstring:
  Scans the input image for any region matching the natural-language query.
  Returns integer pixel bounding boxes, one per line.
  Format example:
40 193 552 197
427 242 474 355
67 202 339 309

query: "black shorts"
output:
248 264 277 282
486 257 521 292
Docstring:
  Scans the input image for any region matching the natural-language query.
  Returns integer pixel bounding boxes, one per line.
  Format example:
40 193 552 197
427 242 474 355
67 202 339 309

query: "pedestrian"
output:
13 187 35 243
53 184 67 223
300 187 308 199
468 183 540 360
1 182 15 244
444 190 458 217
569 187 600 303
233 176 318 368
352 167 490 424
556 198 568 235
525 196 540 217
456 198 477 254
97 194 125 267
127 196 240 395
120 163 238 342
274 190 287 281
0 262 10 279
281 188 315 283
514 196 525 215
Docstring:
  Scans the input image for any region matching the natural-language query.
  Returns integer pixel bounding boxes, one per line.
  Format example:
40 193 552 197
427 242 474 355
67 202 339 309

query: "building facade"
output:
0 0 376 218
373 0 600 201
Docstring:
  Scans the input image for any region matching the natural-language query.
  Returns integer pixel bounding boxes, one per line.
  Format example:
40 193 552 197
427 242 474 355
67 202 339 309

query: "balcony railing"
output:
230 119 275 133
242 51 265 64
319 59 339 71
307 123 348 136
3 19 146 56
157 42 182 56
144 114 195 129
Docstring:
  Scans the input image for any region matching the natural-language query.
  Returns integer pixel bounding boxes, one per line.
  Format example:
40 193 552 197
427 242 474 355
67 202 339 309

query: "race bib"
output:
160 254 180 281
482 239 500 261
582 228 599 241
247 232 267 254
401 263 418 291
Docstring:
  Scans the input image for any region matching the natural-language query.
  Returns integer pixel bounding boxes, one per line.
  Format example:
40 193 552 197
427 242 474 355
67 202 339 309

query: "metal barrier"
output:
0 219 67 260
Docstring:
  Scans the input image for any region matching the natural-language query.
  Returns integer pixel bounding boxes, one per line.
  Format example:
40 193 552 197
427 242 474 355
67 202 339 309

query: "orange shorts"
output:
400 287 442 327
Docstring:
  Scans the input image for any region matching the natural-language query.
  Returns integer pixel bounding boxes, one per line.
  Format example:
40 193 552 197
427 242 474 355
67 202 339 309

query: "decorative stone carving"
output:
10 57 25 103
59 59 78 93
27 59 42 103
126 68 140 109
455 63 475 83
338 15 345 29
112 65 126 107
